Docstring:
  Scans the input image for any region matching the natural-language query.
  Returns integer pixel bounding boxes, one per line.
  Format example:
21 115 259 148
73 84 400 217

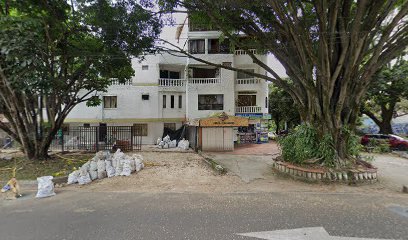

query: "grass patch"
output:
0 152 93 182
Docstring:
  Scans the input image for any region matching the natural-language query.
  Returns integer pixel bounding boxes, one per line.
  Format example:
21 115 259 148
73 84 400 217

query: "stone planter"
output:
272 160 377 183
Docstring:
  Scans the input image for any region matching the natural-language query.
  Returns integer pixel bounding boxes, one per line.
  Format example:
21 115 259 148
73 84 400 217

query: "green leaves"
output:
278 125 360 167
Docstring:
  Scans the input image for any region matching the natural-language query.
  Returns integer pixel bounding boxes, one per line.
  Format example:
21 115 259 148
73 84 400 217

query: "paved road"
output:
371 153 408 191
1 190 407 240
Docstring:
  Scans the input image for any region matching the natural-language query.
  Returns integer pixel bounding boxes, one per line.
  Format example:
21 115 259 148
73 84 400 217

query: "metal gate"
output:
50 126 142 152
201 127 233 151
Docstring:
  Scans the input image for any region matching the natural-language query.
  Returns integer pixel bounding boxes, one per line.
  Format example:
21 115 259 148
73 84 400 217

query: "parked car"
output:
361 134 408 151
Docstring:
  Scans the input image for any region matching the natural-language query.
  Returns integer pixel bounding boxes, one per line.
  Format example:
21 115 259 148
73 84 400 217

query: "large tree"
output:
269 84 300 133
156 0 408 166
361 57 408 134
0 0 161 159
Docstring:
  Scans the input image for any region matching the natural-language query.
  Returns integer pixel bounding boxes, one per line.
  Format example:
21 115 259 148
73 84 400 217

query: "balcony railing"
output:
234 49 257 55
158 78 186 87
188 78 221 84
236 106 262 113
111 79 132 85
236 78 261 84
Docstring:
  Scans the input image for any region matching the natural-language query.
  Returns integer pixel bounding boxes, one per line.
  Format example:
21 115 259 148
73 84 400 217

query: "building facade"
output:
65 23 270 146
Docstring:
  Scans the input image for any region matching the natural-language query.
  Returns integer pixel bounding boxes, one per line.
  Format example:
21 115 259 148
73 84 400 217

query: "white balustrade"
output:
188 78 222 84
111 79 132 85
236 78 261 84
235 106 262 113
234 49 257 55
158 78 186 87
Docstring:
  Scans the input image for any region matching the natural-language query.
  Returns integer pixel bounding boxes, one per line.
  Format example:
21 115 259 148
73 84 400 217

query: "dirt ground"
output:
61 151 405 196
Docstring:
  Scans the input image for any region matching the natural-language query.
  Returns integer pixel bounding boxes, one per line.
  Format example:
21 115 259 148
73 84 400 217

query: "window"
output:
160 70 181 79
163 95 167 108
190 67 218 78
189 39 205 54
142 94 149 100
171 95 175 108
208 39 230 54
198 94 224 110
237 95 256 106
237 69 255 79
83 123 90 128
164 123 176 131
142 65 149 70
178 95 182 108
103 96 117 108
265 97 268 108
133 124 148 136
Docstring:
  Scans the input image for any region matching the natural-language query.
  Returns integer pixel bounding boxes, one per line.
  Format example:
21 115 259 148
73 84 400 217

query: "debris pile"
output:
67 149 144 185
157 135 189 150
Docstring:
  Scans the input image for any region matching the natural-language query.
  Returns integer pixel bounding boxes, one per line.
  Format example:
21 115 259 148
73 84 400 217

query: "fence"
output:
49 126 142 152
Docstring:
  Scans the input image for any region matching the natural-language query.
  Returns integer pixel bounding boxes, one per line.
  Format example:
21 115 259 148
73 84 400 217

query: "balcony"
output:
234 49 257 55
111 79 132 85
188 78 222 84
236 106 262 113
236 78 261 85
158 78 186 87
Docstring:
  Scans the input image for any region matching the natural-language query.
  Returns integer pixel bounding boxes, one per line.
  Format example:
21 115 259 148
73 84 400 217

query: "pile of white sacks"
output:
67 149 144 185
157 135 189 150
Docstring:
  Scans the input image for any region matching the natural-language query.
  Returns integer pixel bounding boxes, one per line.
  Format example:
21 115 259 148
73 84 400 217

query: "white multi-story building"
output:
66 21 270 147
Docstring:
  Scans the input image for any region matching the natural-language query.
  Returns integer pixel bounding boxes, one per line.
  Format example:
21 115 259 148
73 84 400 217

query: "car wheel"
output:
397 144 408 151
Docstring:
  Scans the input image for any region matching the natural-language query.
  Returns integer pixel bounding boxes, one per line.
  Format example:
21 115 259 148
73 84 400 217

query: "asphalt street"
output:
1 190 407 240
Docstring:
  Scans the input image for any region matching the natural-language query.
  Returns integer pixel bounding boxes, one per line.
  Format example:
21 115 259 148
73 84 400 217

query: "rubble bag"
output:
35 176 56 198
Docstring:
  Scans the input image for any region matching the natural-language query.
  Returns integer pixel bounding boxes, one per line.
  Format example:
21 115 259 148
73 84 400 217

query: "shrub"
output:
278 124 360 167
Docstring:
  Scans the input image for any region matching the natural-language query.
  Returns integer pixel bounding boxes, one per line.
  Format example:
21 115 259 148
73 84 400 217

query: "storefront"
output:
235 113 271 144
198 113 249 151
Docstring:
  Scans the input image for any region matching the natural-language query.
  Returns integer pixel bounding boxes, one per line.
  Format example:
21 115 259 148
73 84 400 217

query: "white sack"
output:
35 176 56 198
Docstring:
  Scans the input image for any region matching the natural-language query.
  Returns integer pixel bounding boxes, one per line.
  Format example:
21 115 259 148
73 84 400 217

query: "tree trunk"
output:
378 122 393 134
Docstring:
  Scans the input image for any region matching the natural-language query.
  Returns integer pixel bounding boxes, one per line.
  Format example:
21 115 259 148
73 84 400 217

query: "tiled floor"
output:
216 141 280 156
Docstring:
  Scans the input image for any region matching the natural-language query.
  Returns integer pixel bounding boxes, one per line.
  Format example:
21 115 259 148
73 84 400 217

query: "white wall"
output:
67 85 161 121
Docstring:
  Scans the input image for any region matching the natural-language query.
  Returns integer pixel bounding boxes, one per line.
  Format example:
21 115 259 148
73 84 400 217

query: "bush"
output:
278 124 360 167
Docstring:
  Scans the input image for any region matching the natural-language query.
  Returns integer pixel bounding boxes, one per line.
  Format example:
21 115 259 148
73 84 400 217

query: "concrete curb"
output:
272 161 378 183
198 152 226 175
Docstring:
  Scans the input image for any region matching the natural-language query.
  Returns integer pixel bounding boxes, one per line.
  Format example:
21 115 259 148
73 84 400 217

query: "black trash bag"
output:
162 125 186 143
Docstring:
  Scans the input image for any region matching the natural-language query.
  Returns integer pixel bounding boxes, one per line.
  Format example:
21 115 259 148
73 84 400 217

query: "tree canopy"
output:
268 84 300 133
361 56 408 134
0 0 161 159
156 0 408 166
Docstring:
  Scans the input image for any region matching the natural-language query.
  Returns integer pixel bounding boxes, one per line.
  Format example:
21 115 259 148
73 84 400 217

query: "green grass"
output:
0 153 93 182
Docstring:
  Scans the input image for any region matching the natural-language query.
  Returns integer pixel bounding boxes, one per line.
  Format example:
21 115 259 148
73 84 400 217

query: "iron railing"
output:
49 126 142 152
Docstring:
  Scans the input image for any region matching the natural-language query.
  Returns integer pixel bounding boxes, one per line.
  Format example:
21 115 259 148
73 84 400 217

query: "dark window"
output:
142 94 149 100
83 123 90 128
171 95 175 108
133 124 148 136
198 94 224 110
178 95 182 108
142 65 148 70
208 39 230 54
103 96 117 108
160 70 181 79
163 95 167 108
189 39 205 54
164 123 176 131
237 95 256 106
190 67 218 78
237 69 255 79
265 97 268 108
